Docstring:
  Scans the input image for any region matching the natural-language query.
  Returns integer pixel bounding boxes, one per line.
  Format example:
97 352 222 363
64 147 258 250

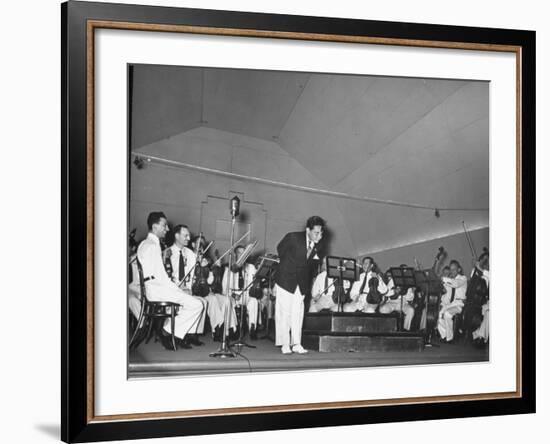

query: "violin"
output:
163 246 174 279
191 232 211 297
210 249 223 294
366 276 383 305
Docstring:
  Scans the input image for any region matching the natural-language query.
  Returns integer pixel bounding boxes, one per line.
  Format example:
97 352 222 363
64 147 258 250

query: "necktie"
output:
451 287 456 303
359 272 369 294
307 241 313 259
179 250 185 281
238 269 244 290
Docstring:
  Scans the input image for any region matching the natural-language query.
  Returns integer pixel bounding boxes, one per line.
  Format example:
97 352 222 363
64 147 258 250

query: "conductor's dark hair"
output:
147 211 167 230
363 256 374 264
306 215 326 230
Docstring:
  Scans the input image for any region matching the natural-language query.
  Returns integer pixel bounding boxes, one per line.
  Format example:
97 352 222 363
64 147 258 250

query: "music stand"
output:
230 242 258 350
326 256 357 312
389 267 416 331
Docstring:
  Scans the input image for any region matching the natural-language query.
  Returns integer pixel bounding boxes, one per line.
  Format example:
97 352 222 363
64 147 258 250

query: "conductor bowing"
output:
274 216 326 354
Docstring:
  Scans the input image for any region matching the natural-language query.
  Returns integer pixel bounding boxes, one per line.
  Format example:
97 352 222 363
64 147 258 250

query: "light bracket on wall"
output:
133 155 150 170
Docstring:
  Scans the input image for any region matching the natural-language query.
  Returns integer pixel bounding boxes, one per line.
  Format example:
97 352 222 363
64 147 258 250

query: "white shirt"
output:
311 270 334 303
385 277 415 302
441 273 468 305
350 271 388 301
168 244 196 290
137 233 176 288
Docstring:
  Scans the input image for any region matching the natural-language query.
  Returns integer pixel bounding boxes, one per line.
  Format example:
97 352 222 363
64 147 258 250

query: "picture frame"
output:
61 1 536 442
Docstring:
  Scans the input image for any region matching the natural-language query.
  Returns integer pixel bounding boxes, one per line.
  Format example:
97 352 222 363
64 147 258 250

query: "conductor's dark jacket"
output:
275 231 324 295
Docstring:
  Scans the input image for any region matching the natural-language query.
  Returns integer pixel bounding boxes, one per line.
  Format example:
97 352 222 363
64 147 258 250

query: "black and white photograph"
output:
127 64 490 378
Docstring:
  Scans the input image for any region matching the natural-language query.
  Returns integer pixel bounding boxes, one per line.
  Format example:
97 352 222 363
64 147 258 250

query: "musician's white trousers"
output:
190 297 208 334
205 293 237 331
343 295 377 313
274 284 305 347
472 303 489 342
259 296 275 320
235 294 260 328
437 300 464 341
128 284 142 319
144 282 205 339
379 300 415 331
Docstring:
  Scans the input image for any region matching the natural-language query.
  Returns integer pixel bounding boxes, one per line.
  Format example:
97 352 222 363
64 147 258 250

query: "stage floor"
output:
129 334 489 378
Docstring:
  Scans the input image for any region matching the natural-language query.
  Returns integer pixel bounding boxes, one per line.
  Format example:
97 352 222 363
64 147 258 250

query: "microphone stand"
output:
230 275 258 350
209 209 239 359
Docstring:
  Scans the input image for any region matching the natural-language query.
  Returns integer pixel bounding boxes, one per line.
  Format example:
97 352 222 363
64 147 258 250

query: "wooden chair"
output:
129 260 180 351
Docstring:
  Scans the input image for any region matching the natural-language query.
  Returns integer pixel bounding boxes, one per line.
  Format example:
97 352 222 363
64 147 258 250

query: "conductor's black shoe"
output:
249 325 257 340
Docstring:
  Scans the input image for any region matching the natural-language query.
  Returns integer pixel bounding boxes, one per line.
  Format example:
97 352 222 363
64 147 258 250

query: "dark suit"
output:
275 231 324 295
274 231 324 349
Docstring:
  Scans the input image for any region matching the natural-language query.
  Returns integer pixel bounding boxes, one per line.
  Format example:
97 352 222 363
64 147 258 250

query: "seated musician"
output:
127 232 144 321
137 213 205 350
258 278 276 334
309 260 339 312
222 245 260 340
379 269 415 330
472 251 490 344
189 235 238 342
437 259 468 343
165 225 208 347
344 256 387 313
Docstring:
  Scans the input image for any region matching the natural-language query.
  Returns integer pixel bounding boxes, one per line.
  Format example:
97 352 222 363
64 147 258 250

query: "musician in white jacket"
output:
137 212 204 350
309 261 339 313
437 260 468 342
344 257 387 313
379 270 416 330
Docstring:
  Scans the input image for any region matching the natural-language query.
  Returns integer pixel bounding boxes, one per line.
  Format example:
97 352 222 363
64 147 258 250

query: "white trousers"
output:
379 300 415 331
437 300 464 341
128 284 142 319
309 299 338 313
472 303 490 342
190 297 208 334
343 295 378 313
205 293 237 331
274 284 304 347
145 282 205 340
235 294 260 328
259 295 275 320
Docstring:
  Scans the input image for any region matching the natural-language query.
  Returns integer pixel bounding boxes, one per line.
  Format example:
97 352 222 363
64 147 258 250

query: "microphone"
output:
230 196 240 217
